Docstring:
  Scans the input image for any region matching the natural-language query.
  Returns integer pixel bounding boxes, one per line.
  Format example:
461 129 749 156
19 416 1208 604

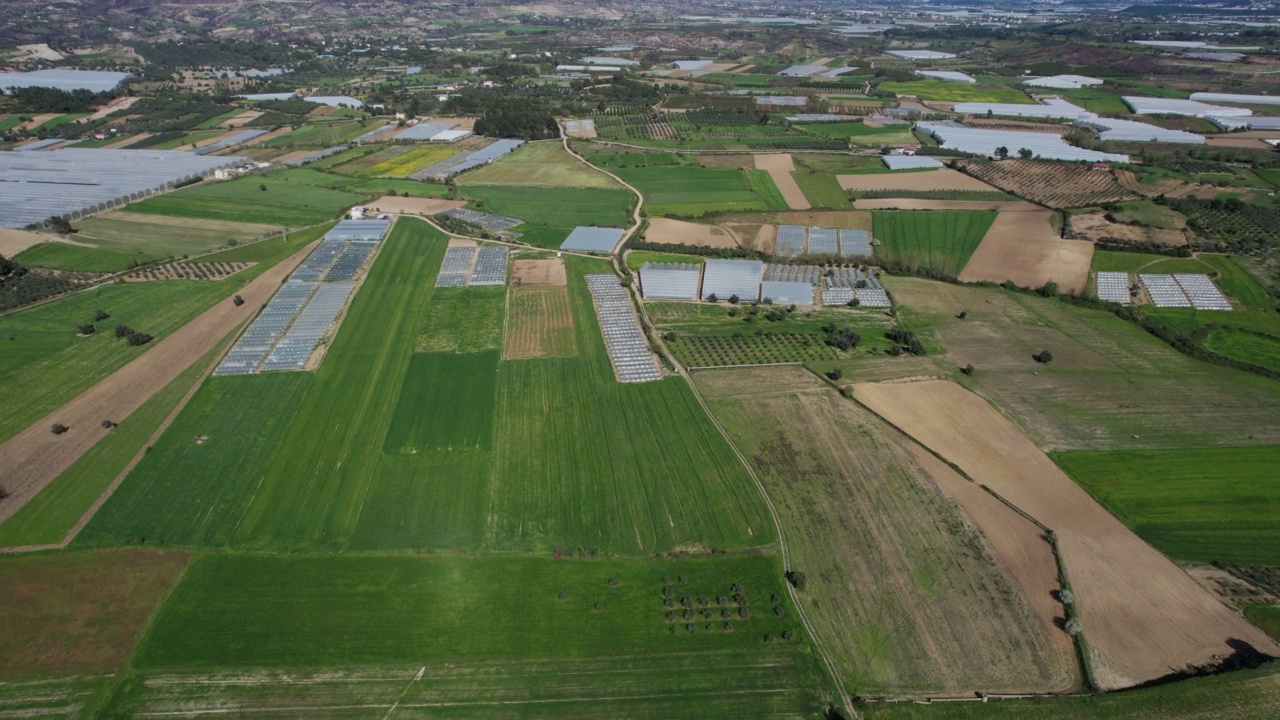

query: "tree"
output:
93 309 109 321
77 323 95 335
259 183 268 192
115 324 133 338
1034 349 1053 363
706 293 718 303
1059 588 1074 605
233 295 245 307
127 332 154 347
728 294 740 304
961 363 975 375
826 367 843 381
1064 617 1082 635
47 216 74 235
785 569 807 590
956 310 967 319
102 419 116 429
662 331 677 341
994 146 1010 159
51 423 68 435
1018 147 1034 159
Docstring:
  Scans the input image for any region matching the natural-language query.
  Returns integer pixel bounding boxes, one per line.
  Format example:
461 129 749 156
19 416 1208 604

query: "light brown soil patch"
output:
646 218 738 248
94 211 279 237
839 168 1002 193
365 196 466 216
446 237 478 249
504 285 578 360
87 96 140 121
0 229 53 257
222 110 263 128
1068 213 1188 246
959 210 1092 293
102 132 150 149
1206 137 1272 149
699 367 1077 694
0 240 317 525
696 154 755 170
17 113 59 131
754 154 811 210
0 549 189 676
852 380 1280 690
1188 566 1278 606
855 198 1041 211
511 258 567 286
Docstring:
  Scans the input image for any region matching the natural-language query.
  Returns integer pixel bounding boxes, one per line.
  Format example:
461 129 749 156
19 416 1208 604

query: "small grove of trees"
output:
114 324 154 346
1018 147 1034 159
886 328 926 356
821 322 861 350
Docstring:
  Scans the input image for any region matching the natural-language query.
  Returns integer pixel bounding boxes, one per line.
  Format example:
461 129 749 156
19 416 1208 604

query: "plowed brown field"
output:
504 285 577 359
959 209 1093 293
852 379 1280 690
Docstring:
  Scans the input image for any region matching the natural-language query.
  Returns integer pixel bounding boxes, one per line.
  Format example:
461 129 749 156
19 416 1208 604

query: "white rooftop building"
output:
1023 74 1104 89
915 70 975 83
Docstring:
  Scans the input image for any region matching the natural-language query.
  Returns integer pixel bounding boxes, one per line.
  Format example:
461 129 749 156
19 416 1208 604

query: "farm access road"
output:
0 240 319 534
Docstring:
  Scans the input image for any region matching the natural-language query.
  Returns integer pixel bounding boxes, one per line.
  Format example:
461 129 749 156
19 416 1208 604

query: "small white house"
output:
350 206 366 219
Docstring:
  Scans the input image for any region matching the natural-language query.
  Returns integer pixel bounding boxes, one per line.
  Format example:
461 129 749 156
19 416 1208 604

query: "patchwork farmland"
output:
6 20 1280 717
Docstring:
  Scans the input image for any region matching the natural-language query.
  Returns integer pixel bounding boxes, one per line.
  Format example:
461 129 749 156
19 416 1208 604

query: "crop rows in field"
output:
589 112 845 150
669 332 845 367
685 109 763 126
957 159 1138 209
124 261 251 282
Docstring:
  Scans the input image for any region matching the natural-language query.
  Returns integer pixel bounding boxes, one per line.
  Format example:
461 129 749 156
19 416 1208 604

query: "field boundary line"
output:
838 377 1098 694
680 371 858 719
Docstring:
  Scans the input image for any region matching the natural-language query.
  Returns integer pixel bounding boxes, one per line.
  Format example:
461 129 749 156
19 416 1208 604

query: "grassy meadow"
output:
1053 446 1280 564
609 165 769 217
878 79 1036 103
125 176 364 226
872 210 996 277
459 140 621 188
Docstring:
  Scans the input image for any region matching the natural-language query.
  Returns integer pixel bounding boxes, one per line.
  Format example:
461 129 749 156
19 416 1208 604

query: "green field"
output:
625 250 706 271
12 242 144 273
610 165 768 217
459 141 620 188
872 210 996 276
1053 446 1280 564
384 351 499 453
125 177 364 226
862 665 1280 719
1090 250 1214 274
416 284 505 353
1246 605 1280 642
1203 326 1280 370
270 166 366 189
879 80 1035 104
79 221 772 554
261 119 379 148
744 169 790 210
459 185 633 239
792 170 851 208
135 554 809 666
0 345 219 548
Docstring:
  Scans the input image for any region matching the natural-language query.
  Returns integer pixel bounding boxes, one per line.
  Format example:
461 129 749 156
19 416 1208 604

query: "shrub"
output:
960 363 975 375
706 293 718 303
127 332 154 347
1034 349 1053 363
826 368 843 381
93 309 109 321
114 324 133 338
785 569 807 590
51 423 68 435
233 294 245 307
101 419 116 429
77 323 95 335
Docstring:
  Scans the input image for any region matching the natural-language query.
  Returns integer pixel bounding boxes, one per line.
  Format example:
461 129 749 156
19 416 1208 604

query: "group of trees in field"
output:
886 328 926 356
76 308 111 336
9 86 113 113
1 254 84 312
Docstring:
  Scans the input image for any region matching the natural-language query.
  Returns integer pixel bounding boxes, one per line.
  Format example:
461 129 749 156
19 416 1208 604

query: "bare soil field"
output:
721 223 776 253
87 96 140 121
12 43 63 61
755 154 811 210
1115 170 1224 200
1068 212 1187 246
699 367 1077 695
1206 137 1273 149
0 240 317 525
17 113 59 130
959 209 1093 293
646 218 739 248
958 160 1139 209
0 229 52 257
221 110 263 128
365 196 466 217
123 261 252 282
882 275 1280 450
854 199 1041 211
696 154 755 170
446 237 478 248
102 132 150 149
0 549 189 675
852 379 1280 689
504 285 578 360
511 258 567 286
838 168 1002 193
962 118 1073 134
